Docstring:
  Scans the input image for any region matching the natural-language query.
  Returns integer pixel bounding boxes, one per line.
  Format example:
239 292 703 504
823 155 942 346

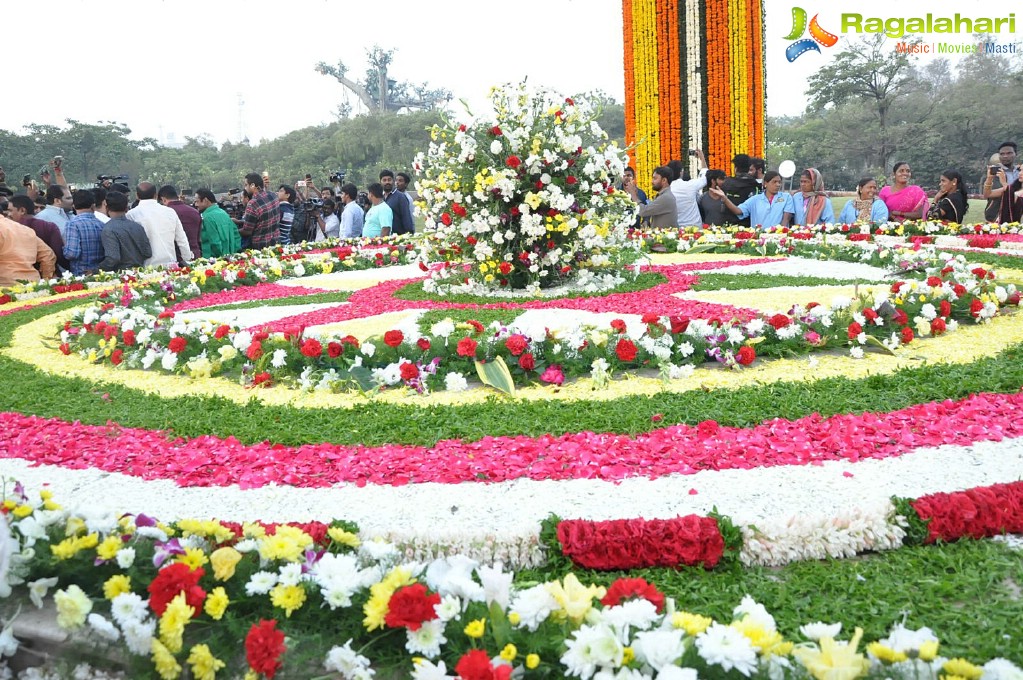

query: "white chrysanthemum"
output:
510 583 559 632
878 622 938 652
434 596 462 622
121 617 156 656
87 613 120 641
601 599 660 639
324 639 375 678
561 623 624 680
632 628 686 670
732 595 776 632
656 667 698 680
110 592 149 626
245 570 278 596
405 618 447 658
799 621 842 641
694 623 758 676
849 346 865 359
982 658 1023 680
445 372 469 392
114 547 136 569
410 658 452 680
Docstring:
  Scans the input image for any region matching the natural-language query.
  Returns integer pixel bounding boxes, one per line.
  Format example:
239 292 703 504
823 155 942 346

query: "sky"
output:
1 0 1018 146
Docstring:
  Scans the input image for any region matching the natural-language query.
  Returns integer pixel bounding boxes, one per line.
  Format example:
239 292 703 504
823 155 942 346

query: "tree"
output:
805 34 921 170
316 46 451 115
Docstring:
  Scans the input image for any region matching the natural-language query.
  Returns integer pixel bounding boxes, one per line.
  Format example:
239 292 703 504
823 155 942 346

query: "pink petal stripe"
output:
170 283 332 313
0 290 101 318
258 260 773 333
2 391 1022 490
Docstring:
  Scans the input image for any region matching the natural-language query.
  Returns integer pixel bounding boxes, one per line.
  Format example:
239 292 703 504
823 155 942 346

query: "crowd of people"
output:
625 141 1023 231
0 161 417 286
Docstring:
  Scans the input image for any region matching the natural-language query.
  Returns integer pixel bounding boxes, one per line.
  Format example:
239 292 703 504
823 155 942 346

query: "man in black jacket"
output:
720 154 760 228
379 169 415 235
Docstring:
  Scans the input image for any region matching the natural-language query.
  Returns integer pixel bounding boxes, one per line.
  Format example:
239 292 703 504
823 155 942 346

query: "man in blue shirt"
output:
37 185 72 240
63 190 105 275
339 183 365 238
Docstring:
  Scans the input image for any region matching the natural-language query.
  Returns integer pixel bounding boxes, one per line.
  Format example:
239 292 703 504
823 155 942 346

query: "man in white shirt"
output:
670 149 708 227
126 182 193 267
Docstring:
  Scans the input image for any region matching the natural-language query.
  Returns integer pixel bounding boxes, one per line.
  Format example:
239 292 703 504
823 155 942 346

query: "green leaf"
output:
685 242 724 255
862 334 897 356
475 356 515 395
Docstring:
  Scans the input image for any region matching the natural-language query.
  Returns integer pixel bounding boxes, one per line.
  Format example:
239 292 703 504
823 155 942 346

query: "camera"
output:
22 174 31 187
97 174 130 187
356 191 370 211
990 165 1000 176
303 198 324 212
687 150 698 157
328 168 347 184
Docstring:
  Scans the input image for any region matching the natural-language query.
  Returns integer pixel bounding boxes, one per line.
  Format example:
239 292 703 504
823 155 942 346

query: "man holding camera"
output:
239 172 281 249
982 142 1020 223
670 148 708 227
380 169 414 235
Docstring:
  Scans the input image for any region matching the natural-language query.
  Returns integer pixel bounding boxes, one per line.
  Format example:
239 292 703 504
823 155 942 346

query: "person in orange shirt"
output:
0 215 57 285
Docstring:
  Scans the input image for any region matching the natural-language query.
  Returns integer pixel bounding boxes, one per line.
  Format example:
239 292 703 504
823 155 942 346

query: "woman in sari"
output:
928 170 969 224
791 168 835 226
879 162 928 221
838 177 889 225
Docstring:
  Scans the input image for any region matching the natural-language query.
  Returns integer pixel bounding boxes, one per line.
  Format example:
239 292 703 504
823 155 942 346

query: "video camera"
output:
356 191 370 211
96 174 130 188
328 168 347 184
303 197 324 212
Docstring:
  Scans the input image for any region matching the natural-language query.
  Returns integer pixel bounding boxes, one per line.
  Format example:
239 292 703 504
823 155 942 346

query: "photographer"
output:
314 198 339 241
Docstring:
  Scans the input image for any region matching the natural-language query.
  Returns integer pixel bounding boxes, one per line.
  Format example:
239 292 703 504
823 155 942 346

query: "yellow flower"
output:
103 575 132 600
671 611 713 636
1 500 15 511
327 527 360 548
151 639 182 680
159 592 195 653
210 546 243 581
792 627 869 680
187 644 226 680
622 647 635 664
54 585 92 629
499 644 517 661
12 504 33 518
177 547 209 570
464 618 486 638
205 587 229 621
526 654 540 670
943 658 984 680
732 618 790 657
242 522 266 539
270 583 307 618
919 640 940 661
866 642 907 663
79 533 99 550
546 573 606 624
258 525 313 563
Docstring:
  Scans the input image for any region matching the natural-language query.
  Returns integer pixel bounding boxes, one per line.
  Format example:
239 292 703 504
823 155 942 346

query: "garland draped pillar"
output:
623 0 766 190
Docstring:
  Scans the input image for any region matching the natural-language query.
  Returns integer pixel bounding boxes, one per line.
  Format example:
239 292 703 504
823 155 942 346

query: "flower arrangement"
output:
2 482 1022 679
414 82 639 295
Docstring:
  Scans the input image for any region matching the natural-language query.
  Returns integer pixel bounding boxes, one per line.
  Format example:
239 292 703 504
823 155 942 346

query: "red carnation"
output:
972 267 988 278
931 318 947 335
147 563 206 617
953 284 967 298
901 326 915 344
505 155 522 169
455 649 512 680
417 337 431 351
736 345 756 365
466 235 478 246
504 334 528 356
519 352 536 371
110 349 124 365
122 329 136 346
615 338 638 362
384 330 404 348
246 341 263 361
168 336 187 354
610 318 627 334
498 262 512 275
893 309 909 326
440 212 453 226
847 322 863 340
565 175 578 185
641 313 660 324
767 313 790 330
327 342 343 358
59 343 71 355
862 308 878 322
300 338 323 358
452 203 467 217
245 620 286 679
490 125 502 136
400 362 420 382
970 299 984 317
940 300 952 317
601 577 666 613
214 325 231 340
384 583 440 631
927 275 943 288
253 372 272 386
669 316 689 334
456 337 478 357
891 281 904 294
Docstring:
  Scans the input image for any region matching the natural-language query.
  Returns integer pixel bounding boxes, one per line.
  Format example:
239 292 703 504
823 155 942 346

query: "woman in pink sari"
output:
879 162 929 221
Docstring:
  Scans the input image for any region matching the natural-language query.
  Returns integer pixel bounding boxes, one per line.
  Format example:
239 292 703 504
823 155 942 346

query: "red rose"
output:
245 620 286 679
300 338 323 358
400 362 420 382
417 337 431 351
505 155 522 169
384 583 440 631
246 341 263 361
669 316 689 334
901 326 914 344
565 175 577 185
847 322 863 340
122 329 136 346
440 212 452 226
213 325 231 340
147 563 206 617
168 336 187 354
111 349 124 365
601 577 666 613
970 299 984 317
767 313 790 330
59 343 71 355
615 338 638 362
931 318 947 335
327 342 343 358
519 352 536 371
736 345 756 365
384 330 404 347
1009 292 1022 306
498 262 512 275
455 649 512 680
610 319 627 334
940 300 952 317
456 337 478 357
504 334 528 356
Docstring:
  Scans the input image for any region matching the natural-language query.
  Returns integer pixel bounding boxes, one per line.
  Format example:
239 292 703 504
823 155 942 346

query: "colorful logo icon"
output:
784 7 838 62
